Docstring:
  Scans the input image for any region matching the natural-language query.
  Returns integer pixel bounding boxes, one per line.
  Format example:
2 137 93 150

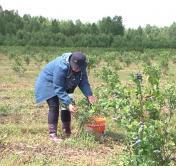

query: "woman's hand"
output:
68 104 77 113
87 96 96 104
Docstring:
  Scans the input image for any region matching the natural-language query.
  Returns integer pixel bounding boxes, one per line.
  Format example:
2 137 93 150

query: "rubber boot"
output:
62 122 71 137
61 109 71 138
48 123 62 142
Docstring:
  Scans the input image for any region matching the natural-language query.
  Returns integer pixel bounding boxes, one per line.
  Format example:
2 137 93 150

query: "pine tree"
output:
0 5 3 12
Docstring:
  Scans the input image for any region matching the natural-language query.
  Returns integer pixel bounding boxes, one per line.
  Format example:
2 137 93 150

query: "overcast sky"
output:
0 0 176 28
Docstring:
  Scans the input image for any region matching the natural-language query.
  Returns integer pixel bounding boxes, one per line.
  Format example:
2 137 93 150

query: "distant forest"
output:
0 5 176 49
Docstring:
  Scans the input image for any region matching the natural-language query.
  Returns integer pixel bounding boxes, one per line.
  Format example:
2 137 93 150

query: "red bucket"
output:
86 117 106 134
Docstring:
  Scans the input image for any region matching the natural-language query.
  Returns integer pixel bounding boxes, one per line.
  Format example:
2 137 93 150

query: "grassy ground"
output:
1 48 176 165
0 53 125 166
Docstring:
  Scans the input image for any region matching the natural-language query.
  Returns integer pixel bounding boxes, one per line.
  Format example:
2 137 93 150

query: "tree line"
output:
0 5 176 49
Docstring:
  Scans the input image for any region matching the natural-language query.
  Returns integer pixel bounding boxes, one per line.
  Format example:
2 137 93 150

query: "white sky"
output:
0 0 176 28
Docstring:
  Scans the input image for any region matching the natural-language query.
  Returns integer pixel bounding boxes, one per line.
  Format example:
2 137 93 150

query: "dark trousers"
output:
47 96 71 125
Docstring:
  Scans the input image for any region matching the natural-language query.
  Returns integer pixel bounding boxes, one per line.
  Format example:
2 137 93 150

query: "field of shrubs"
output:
0 46 176 165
